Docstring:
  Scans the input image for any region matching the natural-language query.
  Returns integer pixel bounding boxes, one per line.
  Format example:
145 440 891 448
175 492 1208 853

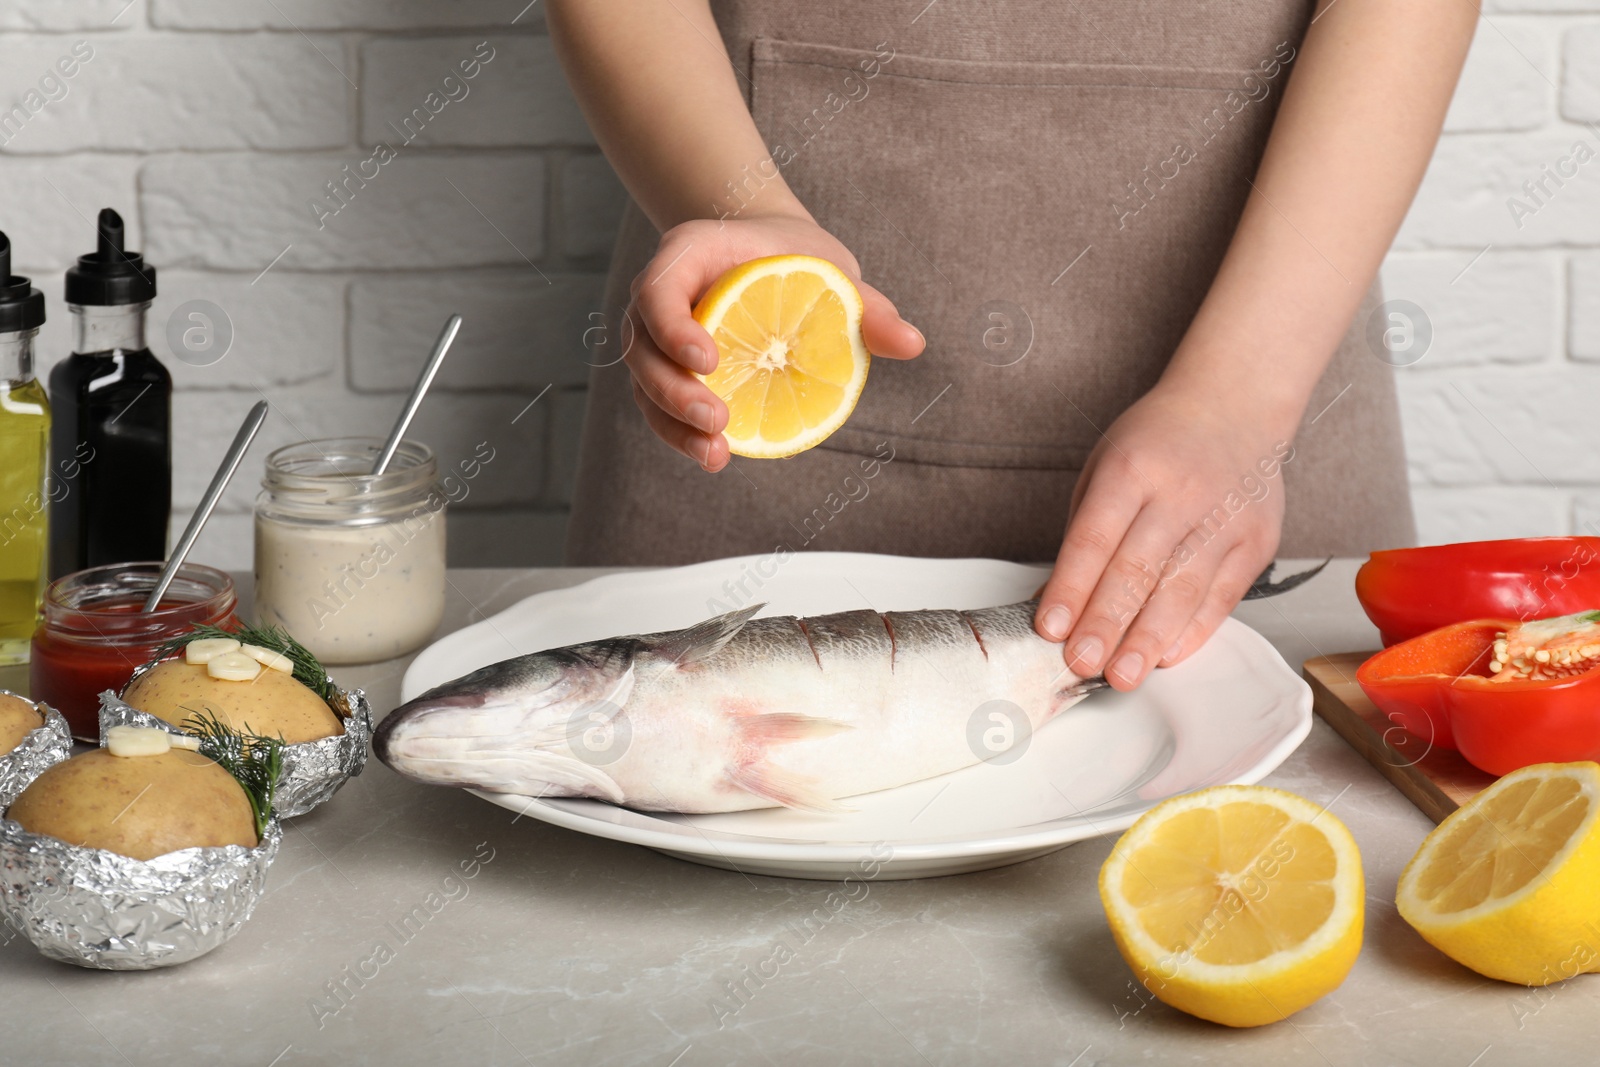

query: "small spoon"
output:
142 400 270 612
372 314 462 476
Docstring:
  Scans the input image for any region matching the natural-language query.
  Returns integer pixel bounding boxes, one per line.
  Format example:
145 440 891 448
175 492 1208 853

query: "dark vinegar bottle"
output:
48 208 171 579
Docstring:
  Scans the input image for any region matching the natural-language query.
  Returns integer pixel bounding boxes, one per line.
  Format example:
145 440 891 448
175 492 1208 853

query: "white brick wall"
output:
0 4 1583 571
0 37 350 151
1392 13 1600 543
358 36 591 147
0 3 616 571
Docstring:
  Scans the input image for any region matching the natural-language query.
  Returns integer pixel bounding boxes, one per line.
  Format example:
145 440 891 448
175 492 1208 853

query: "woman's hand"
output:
548 2 923 470
1034 383 1291 691
624 211 924 472
1027 0 1476 689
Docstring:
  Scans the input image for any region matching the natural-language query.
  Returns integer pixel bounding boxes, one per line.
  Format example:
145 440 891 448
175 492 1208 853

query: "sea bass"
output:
374 599 1103 814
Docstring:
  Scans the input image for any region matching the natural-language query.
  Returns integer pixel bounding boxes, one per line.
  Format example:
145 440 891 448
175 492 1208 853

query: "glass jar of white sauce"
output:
253 437 446 665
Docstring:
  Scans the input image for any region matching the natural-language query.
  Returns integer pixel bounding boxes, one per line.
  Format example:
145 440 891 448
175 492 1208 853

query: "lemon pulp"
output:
1100 785 1365 1027
693 256 868 458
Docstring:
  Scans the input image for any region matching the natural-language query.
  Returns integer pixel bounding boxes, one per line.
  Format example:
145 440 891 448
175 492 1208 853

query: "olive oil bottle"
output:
0 231 50 664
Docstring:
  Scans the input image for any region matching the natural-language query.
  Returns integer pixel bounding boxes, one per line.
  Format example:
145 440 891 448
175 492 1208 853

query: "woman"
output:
550 0 1476 690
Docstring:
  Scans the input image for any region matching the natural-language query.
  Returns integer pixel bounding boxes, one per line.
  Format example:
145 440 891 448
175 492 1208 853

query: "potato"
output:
8 748 256 860
123 659 342 744
0 693 43 756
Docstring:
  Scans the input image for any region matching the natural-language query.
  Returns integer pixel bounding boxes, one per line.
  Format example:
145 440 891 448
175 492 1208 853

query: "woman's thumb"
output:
856 280 925 361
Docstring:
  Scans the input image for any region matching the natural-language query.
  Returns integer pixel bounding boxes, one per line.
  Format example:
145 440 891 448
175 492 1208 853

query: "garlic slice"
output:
185 637 241 665
207 650 263 681
108 727 202 756
240 643 294 674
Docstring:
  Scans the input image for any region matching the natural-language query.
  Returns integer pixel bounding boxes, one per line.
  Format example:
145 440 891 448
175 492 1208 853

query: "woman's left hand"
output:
1033 383 1294 690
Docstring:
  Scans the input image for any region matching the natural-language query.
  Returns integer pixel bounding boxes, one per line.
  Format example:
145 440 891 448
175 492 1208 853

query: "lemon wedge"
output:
692 255 869 458
1099 784 1365 1027
1397 761 1600 986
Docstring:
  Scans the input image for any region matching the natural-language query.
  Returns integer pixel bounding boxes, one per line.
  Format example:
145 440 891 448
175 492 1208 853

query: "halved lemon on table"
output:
692 255 870 458
1397 761 1600 986
1099 784 1365 1028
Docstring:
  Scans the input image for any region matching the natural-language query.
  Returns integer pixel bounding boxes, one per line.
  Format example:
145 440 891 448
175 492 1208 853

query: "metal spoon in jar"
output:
372 314 463 476
142 400 270 612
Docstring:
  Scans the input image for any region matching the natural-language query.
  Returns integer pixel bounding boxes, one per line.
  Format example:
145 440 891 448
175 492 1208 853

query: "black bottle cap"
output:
0 231 47 334
64 208 156 306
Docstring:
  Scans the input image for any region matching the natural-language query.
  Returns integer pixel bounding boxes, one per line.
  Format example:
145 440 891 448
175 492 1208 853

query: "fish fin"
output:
726 762 851 815
657 604 765 667
738 711 853 747
1036 674 1107 724
725 712 854 813
1059 675 1108 701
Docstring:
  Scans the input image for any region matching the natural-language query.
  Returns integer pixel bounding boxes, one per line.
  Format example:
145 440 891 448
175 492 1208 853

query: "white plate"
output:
402 553 1312 880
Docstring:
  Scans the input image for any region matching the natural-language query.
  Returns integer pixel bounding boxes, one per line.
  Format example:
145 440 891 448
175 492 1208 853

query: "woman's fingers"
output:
1054 509 1195 682
1158 546 1266 667
623 309 730 472
1035 460 1141 647
631 380 729 472
857 279 924 361
1099 530 1224 690
632 238 721 375
624 325 726 436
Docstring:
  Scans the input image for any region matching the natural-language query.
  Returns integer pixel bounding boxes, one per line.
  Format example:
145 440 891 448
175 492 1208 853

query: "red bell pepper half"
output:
1357 614 1600 777
1355 537 1600 647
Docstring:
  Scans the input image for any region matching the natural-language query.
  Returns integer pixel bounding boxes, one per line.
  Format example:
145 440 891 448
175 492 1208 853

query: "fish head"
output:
373 643 636 802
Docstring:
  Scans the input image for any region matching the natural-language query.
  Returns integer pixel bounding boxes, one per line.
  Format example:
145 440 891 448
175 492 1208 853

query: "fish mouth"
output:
373 691 488 769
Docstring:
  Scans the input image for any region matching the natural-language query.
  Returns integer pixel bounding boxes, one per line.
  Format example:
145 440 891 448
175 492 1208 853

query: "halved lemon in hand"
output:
692 255 870 459
1099 784 1364 1028
1397 762 1600 986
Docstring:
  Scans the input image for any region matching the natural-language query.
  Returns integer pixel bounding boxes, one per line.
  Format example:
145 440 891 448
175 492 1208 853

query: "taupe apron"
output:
565 0 1416 565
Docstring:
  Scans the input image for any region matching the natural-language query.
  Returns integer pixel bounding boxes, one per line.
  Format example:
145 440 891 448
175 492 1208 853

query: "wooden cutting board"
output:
1303 652 1496 824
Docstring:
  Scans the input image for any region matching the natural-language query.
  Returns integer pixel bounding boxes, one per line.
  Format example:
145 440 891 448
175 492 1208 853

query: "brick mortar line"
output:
346 32 362 154
0 27 550 39
339 272 357 395
1402 361 1600 377
0 145 602 158
7 267 611 280
1394 244 1600 252
13 264 599 277
1555 248 1573 360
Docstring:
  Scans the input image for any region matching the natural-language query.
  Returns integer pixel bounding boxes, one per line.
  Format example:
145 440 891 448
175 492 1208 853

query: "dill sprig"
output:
152 622 335 703
181 708 285 839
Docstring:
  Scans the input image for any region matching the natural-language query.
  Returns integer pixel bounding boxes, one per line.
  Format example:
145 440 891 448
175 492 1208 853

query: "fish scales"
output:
374 599 1103 814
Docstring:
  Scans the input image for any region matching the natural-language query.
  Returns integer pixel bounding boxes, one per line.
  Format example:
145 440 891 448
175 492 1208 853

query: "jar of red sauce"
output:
29 562 237 740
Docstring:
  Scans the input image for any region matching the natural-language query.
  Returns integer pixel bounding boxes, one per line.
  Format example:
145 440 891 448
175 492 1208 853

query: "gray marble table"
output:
0 562 1584 1066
